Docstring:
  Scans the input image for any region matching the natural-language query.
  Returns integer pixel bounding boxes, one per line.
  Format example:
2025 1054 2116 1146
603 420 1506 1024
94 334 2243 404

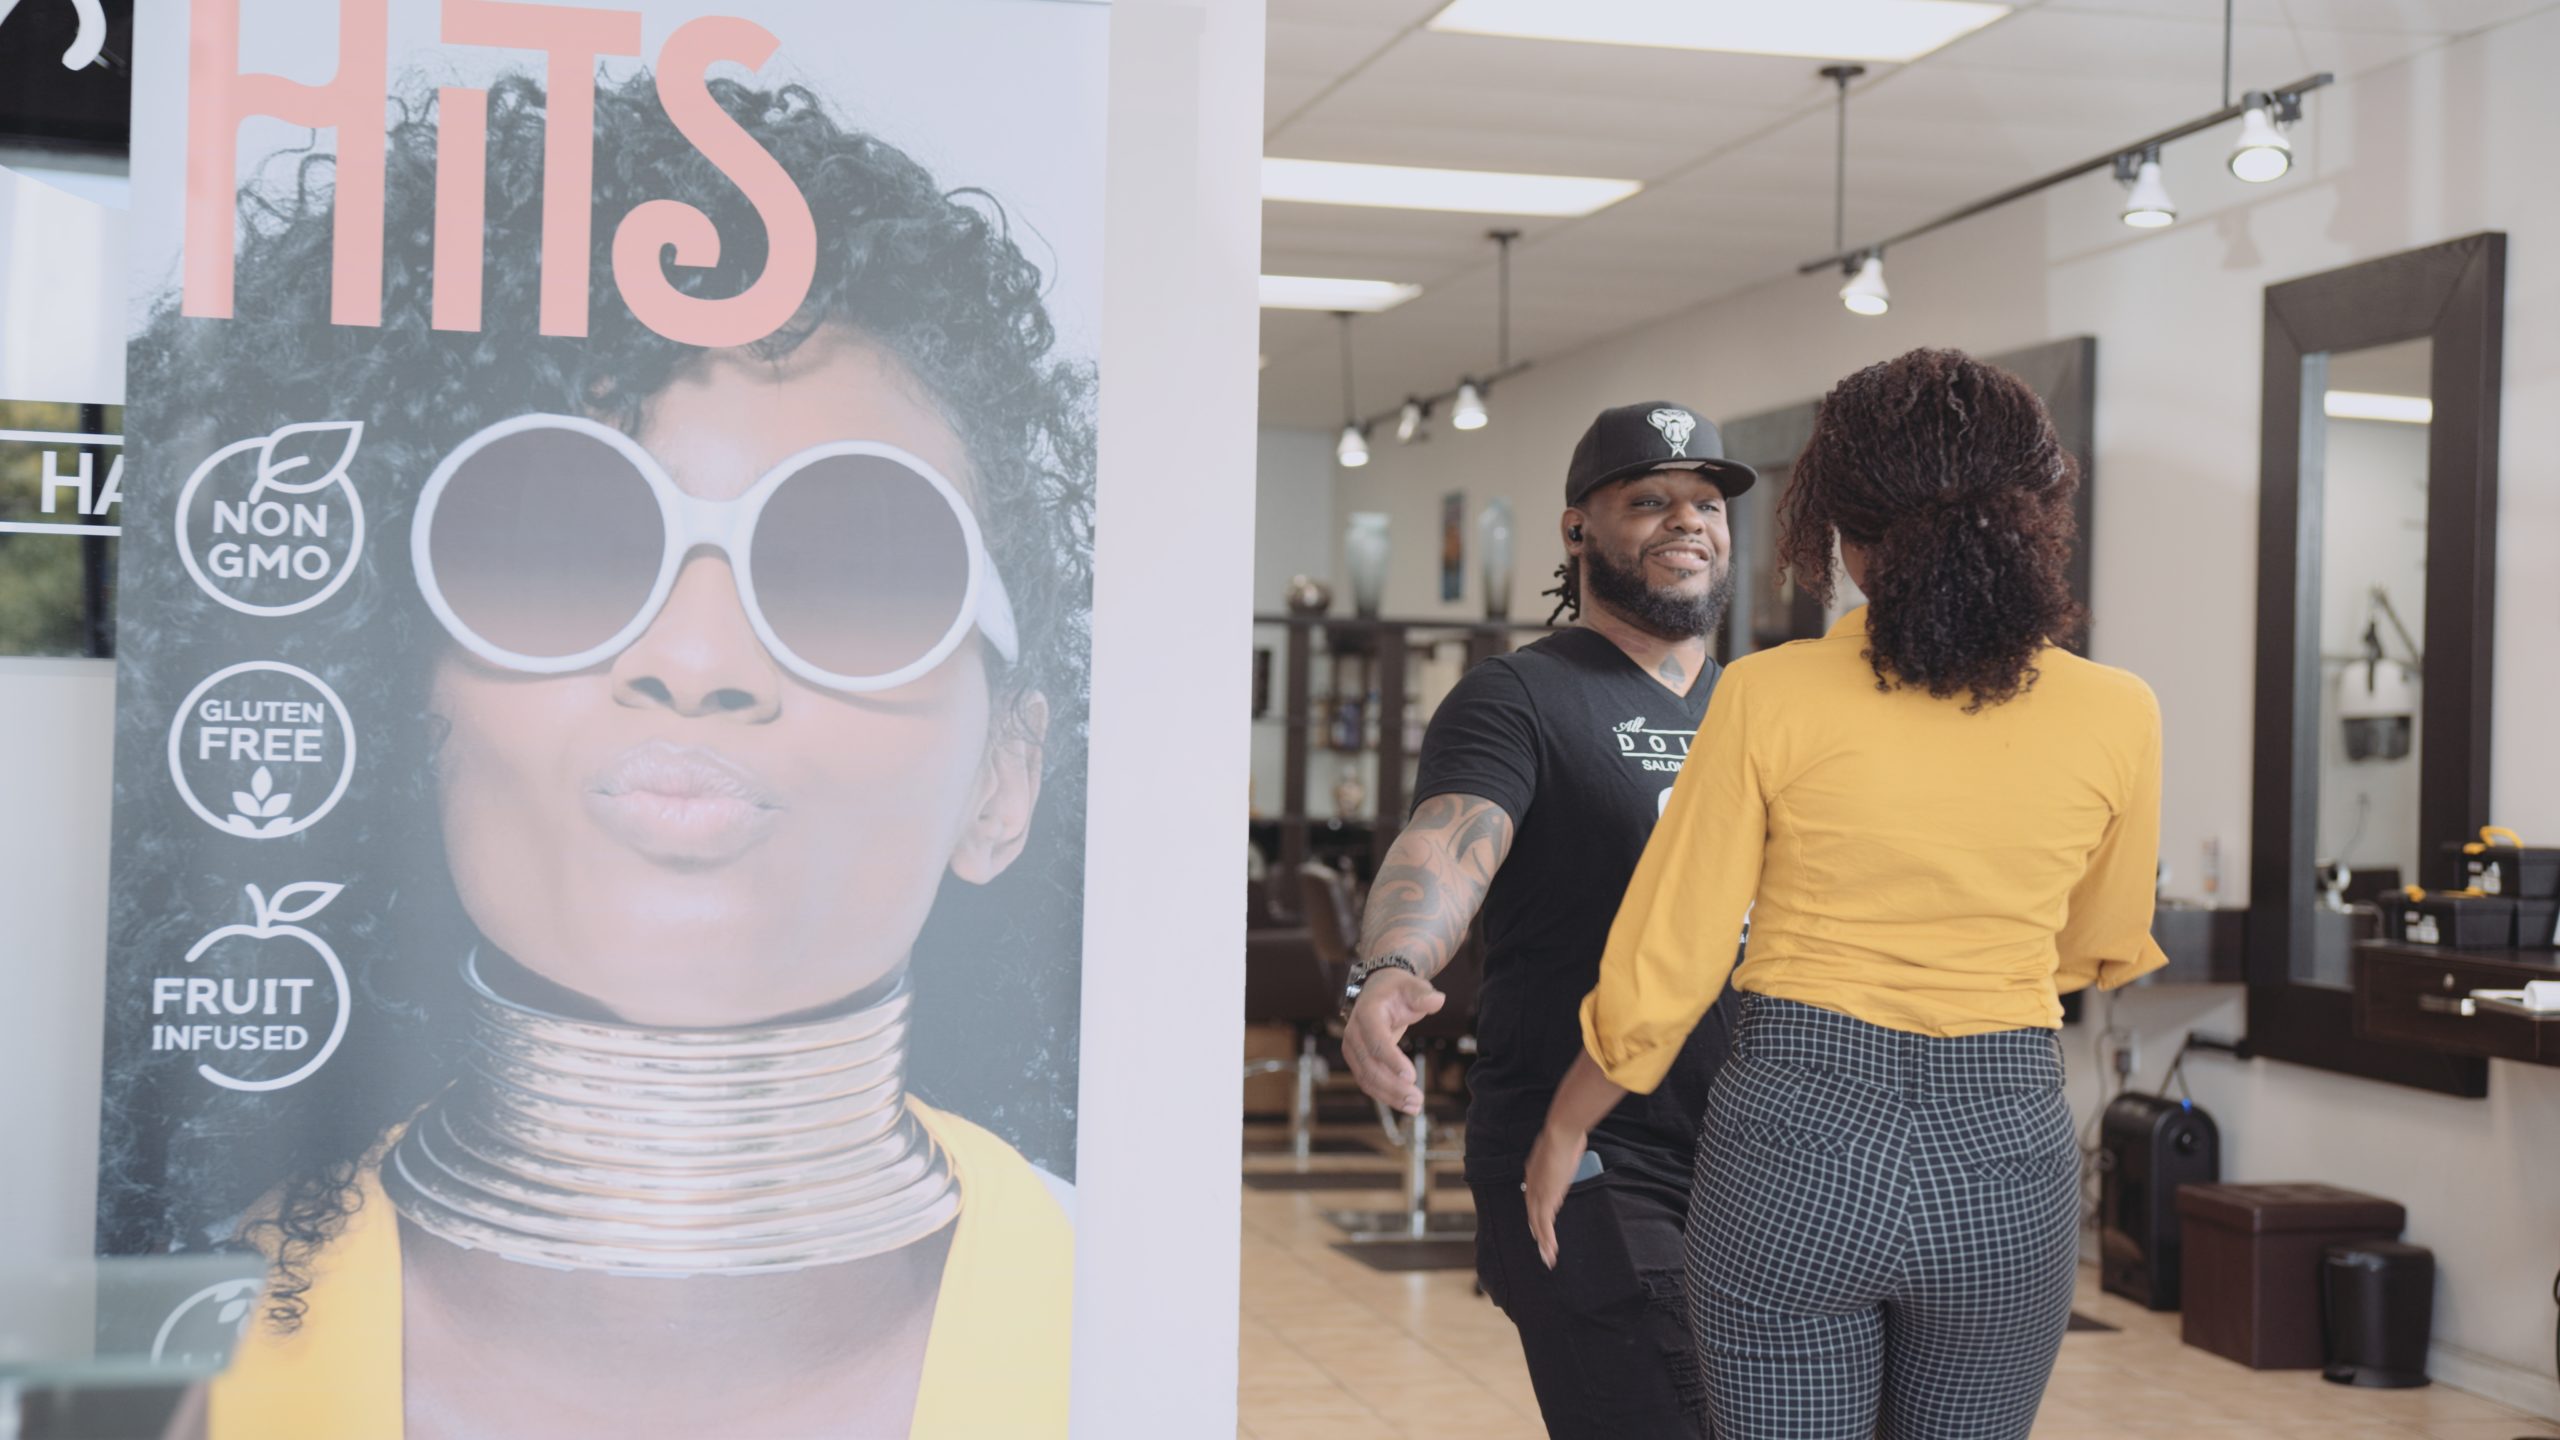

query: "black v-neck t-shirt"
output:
1413 626 1734 1182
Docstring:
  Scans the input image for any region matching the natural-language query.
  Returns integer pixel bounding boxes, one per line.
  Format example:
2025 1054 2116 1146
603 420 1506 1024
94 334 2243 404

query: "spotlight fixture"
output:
1334 312 1369 469
1396 398 1428 444
1337 422 1370 468
2229 91 2295 183
2117 147 2176 228
1839 252 1890 316
1451 381 1489 431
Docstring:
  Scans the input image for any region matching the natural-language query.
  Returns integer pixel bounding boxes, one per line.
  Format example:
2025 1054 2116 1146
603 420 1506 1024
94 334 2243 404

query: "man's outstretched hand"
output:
1340 968 1446 1116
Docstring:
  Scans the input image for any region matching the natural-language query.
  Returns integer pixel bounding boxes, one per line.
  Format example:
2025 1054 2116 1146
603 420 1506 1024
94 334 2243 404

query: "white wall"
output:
1075 0 1263 1431
0 658 116 1265
1329 9 2560 1415
0 158 124 1273
1250 427 1332 819
1253 425 1334 615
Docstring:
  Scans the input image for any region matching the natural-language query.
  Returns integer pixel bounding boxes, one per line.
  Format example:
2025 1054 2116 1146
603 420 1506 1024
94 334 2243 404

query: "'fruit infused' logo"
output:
152 882 351 1091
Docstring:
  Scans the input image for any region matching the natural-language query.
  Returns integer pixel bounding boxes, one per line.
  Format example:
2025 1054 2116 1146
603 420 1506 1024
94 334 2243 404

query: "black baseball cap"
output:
1564 401 1756 508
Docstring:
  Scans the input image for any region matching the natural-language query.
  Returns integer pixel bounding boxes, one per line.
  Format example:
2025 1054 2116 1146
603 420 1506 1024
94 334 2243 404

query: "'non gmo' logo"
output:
176 420 366 617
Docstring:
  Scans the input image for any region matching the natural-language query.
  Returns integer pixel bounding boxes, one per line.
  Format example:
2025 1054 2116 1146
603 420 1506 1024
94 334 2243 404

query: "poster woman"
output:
101 62 1094 1438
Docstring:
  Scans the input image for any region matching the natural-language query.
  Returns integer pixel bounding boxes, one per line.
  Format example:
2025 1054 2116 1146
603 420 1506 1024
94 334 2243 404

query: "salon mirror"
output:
2248 234 2503 1093
1719 336 2094 659
2300 337 2431 990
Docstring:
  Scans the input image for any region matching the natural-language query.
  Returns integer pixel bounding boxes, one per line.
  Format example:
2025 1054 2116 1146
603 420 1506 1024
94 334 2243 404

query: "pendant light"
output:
1334 312 1368 468
1450 382 1488 431
1451 229 1519 432
2228 92 2294 182
1839 252 1890 316
2118 146 2177 228
1819 65 1887 318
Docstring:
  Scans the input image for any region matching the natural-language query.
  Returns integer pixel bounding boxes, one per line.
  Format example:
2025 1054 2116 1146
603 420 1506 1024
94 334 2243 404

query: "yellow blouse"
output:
1581 607 2169 1093
211 1101 1073 1438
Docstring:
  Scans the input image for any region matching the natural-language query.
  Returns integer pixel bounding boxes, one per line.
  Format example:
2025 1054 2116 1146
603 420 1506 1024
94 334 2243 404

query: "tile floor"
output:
1237 1120 2557 1440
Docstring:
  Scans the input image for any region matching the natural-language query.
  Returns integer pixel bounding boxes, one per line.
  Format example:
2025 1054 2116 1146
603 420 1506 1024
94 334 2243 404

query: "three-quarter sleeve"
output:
2055 682 2172 993
1578 665 1767 1094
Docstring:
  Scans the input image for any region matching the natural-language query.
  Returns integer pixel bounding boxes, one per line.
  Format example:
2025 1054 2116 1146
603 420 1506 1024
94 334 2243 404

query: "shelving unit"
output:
1250 613 1556 897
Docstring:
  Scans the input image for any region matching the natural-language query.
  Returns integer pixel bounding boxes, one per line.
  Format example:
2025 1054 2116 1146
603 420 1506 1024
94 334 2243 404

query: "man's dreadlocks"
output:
1541 556 1581 625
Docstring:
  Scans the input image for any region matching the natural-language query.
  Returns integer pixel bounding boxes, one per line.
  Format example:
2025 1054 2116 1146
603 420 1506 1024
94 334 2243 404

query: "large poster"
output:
95 2 1104 1434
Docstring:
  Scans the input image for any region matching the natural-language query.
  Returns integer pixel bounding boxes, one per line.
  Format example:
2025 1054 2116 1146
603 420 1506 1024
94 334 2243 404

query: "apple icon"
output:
182 881 350 1093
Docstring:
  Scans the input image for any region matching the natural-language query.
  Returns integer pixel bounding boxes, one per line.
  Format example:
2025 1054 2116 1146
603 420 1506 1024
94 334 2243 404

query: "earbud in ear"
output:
1568 525 1583 541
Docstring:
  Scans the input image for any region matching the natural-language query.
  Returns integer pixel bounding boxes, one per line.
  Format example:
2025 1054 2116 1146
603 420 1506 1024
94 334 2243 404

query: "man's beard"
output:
1584 539 1733 641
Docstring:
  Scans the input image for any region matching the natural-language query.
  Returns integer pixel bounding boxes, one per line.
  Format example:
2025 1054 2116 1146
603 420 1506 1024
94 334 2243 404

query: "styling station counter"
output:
2354 941 2560 1069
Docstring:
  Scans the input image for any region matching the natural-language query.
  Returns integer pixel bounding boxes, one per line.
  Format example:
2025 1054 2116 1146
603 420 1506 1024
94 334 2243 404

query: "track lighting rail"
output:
1795 70 2332 278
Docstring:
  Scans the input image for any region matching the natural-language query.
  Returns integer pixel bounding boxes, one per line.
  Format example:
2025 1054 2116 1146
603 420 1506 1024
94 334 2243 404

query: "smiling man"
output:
1337 401 1751 1438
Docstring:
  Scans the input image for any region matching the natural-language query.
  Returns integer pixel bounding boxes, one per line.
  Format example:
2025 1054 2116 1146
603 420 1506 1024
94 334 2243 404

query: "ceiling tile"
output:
1339 29 1894 111
2042 0 2545 32
1253 0 2548 431
1272 119 1711 178
1267 0 1449 30
1935 7 2442 83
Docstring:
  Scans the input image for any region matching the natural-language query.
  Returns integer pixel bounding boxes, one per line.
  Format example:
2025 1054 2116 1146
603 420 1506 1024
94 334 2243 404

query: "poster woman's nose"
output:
611 553 783 721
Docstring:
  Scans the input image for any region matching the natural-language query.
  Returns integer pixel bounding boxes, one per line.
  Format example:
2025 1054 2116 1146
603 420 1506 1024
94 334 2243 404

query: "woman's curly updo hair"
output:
101 72 1095 1327
1777 348 2083 710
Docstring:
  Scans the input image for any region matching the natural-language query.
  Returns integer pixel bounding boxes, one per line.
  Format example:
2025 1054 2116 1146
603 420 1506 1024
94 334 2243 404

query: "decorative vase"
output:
1344 513 1390 619
1332 765 1367 822
1284 574 1332 617
1479 498 1515 620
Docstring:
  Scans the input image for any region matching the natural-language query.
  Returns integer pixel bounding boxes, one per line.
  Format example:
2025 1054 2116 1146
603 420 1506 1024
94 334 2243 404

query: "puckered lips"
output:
585 740 785 868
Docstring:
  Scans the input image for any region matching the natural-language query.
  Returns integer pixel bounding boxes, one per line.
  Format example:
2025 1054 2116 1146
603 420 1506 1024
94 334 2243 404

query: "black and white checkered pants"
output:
1684 994 2079 1440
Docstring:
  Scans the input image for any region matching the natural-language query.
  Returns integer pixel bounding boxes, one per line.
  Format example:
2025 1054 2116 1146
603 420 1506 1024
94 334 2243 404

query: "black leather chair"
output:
1300 861 1483 1242
1243 877 1337 1165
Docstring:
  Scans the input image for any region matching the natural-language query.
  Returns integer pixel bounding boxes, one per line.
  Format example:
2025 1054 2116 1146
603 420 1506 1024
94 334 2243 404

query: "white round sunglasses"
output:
411 413 1019 694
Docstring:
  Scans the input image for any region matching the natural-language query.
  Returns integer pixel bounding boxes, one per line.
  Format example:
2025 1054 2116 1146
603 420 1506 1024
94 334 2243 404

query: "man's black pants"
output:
1471 1151 1711 1439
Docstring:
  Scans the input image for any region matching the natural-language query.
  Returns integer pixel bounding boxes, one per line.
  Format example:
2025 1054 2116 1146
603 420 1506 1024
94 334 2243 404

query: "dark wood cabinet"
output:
1250 614 1554 892
2353 941 2560 1069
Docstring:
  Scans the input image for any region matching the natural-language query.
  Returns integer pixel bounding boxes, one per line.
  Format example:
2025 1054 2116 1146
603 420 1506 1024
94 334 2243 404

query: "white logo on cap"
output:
1647 408 1697 456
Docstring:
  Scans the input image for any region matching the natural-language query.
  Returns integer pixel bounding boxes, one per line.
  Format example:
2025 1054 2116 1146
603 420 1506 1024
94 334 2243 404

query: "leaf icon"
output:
218 1298 250 1324
254 420 363 498
231 792 261 815
259 881 344 926
251 767 274 801
258 816 296 837
225 814 263 837
259 791 293 818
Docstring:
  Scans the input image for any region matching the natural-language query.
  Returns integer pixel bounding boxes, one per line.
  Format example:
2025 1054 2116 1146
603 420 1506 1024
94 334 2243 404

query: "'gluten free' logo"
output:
166 661 356 838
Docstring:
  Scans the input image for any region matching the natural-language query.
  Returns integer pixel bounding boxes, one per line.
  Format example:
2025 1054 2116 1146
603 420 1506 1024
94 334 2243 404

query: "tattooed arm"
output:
1340 794 1515 1115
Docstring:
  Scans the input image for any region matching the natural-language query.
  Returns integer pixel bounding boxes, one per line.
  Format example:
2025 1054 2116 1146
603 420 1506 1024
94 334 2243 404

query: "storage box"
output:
2395 892 2516 949
2179 1183 2406 1370
2445 835 2560 899
2515 898 2560 950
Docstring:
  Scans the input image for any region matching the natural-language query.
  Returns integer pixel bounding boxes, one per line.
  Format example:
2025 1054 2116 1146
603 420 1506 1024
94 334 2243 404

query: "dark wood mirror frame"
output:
1719 336 2097 660
2246 232 2505 1097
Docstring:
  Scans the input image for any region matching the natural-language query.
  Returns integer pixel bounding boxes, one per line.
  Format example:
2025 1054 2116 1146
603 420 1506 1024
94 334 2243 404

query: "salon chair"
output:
1299 861 1483 1242
1242 878 1336 1165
